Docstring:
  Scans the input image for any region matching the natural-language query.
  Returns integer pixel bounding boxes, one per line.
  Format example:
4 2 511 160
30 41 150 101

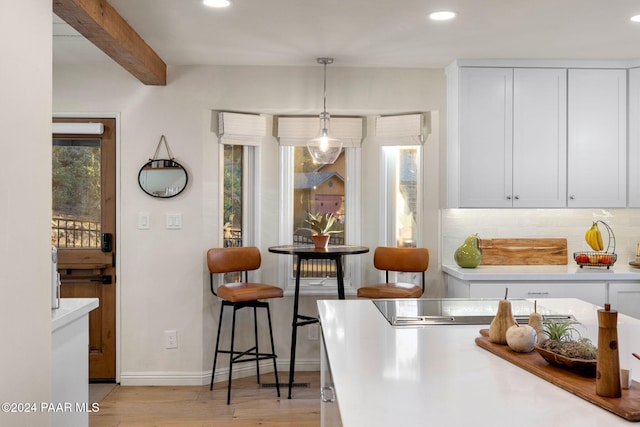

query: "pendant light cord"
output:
317 57 333 117
322 60 327 115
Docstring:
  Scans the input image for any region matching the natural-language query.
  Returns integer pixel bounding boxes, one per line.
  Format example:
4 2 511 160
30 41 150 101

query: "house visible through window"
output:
293 146 345 279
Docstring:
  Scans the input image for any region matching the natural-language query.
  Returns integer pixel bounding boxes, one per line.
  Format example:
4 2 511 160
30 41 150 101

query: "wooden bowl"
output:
534 344 597 377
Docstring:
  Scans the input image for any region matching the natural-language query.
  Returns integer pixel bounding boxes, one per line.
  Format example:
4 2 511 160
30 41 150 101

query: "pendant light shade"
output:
307 58 342 164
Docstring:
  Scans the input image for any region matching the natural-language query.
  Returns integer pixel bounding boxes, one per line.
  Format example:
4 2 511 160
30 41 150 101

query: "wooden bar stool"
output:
357 247 429 298
207 246 283 404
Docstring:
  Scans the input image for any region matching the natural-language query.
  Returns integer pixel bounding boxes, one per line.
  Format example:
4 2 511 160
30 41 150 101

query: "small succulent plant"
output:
305 212 341 236
541 320 597 360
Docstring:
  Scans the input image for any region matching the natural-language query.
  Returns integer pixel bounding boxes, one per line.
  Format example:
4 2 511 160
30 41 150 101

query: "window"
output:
223 144 243 248
292 146 345 279
216 112 265 281
277 116 363 295
52 138 102 248
382 146 421 247
376 113 427 286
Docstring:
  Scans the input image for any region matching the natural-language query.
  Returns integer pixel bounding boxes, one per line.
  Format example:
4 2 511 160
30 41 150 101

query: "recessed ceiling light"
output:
429 10 457 21
631 15 640 22
203 0 230 8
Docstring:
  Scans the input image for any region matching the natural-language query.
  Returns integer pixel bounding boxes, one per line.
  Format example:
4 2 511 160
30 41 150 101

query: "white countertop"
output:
51 298 99 332
443 263 640 281
318 298 640 427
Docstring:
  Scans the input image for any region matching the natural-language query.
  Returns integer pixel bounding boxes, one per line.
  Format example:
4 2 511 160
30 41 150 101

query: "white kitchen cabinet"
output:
608 282 640 319
567 68 627 207
628 68 640 206
512 68 567 207
52 299 99 427
447 275 606 306
452 67 567 208
457 67 513 207
320 333 342 427
468 282 606 306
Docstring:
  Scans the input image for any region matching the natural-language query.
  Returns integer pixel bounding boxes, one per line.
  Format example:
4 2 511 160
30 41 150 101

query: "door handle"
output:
321 386 336 403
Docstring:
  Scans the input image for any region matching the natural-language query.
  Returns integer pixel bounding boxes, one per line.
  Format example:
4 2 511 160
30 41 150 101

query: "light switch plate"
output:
166 213 182 229
138 212 150 229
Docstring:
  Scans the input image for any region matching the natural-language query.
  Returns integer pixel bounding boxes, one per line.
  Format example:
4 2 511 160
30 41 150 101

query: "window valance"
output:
276 116 364 147
375 113 429 146
215 111 267 146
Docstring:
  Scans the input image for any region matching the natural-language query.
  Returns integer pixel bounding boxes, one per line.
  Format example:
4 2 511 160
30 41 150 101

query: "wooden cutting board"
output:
476 330 640 421
479 238 567 265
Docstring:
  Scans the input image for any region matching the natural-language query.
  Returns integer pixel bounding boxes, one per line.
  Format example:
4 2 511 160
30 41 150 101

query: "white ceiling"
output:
53 0 640 68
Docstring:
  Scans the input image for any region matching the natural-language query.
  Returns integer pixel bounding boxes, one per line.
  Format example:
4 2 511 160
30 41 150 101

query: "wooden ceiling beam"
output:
53 0 167 86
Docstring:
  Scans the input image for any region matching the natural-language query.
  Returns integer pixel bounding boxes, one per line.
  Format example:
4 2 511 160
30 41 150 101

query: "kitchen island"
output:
317 298 640 427
52 298 99 427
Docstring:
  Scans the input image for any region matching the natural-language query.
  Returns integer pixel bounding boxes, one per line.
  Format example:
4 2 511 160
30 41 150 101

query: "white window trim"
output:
277 146 362 296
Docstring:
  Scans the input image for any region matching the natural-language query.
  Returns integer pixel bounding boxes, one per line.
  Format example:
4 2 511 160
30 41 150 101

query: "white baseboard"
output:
119 359 320 386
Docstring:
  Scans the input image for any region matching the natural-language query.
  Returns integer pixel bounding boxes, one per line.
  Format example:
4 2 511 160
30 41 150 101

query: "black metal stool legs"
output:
210 300 280 404
210 303 226 391
227 305 237 405
253 306 260 384
265 303 281 397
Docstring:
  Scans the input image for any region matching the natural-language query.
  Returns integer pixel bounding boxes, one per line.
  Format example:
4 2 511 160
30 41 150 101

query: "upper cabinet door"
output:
567 69 627 207
512 68 567 207
458 67 513 207
628 68 640 207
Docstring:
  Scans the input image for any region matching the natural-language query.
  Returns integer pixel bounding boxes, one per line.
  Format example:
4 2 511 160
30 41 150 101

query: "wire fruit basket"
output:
573 220 617 269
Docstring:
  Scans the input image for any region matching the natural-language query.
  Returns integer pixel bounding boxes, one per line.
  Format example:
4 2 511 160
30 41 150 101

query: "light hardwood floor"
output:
90 371 321 427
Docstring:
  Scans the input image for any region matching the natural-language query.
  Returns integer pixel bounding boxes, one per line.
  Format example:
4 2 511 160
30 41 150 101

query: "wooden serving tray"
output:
476 329 640 421
479 238 567 265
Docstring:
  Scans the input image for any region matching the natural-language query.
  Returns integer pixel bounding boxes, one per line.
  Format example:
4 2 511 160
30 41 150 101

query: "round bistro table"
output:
268 244 369 398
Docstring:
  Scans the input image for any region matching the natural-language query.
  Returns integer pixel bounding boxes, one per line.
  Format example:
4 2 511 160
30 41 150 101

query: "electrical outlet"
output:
164 330 177 349
308 323 319 340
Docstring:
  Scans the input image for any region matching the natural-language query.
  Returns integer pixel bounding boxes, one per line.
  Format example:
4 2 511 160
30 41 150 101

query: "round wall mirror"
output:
138 159 188 198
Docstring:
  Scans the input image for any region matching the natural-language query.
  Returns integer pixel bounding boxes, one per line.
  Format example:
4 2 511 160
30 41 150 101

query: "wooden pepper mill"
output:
596 304 621 398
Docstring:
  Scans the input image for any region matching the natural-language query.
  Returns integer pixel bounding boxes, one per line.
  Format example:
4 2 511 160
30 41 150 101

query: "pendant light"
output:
307 57 343 164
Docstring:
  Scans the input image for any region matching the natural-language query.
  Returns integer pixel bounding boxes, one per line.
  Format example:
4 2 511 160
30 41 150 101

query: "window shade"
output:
276 116 364 147
375 113 428 145
52 122 104 135
216 111 267 146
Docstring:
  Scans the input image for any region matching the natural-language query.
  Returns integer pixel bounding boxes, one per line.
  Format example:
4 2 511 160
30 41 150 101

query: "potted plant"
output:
534 319 597 376
305 212 341 249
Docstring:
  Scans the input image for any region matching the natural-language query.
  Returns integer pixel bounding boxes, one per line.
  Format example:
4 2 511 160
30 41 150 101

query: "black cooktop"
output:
372 298 575 327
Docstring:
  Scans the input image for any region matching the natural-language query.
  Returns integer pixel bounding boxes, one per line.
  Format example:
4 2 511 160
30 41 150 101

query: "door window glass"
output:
52 138 102 248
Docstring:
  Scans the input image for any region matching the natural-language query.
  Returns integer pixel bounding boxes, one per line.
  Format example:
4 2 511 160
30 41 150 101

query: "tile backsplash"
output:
441 209 640 266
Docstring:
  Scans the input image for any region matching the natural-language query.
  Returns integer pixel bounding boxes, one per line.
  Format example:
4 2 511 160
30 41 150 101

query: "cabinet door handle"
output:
569 195 575 200
527 291 550 296
321 386 336 403
514 195 520 200
506 195 512 200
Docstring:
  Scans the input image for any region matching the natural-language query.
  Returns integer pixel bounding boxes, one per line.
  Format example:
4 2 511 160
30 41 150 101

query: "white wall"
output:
0 1 52 425
53 63 447 384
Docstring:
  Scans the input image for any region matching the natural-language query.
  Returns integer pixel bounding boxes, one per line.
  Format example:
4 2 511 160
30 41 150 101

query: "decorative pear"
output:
506 324 536 353
454 234 482 268
527 300 546 345
489 289 516 345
